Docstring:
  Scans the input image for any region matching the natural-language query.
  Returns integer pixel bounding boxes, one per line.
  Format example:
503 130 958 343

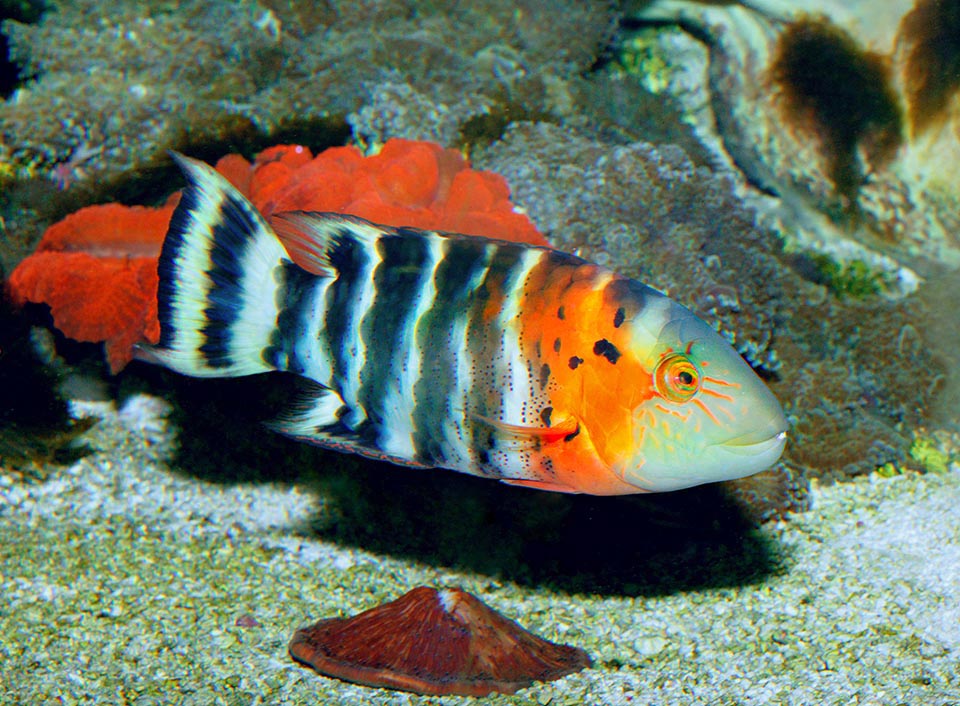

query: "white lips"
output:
722 430 787 452
715 430 788 470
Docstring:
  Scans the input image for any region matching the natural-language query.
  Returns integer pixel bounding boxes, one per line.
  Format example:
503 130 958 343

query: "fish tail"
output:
136 152 289 378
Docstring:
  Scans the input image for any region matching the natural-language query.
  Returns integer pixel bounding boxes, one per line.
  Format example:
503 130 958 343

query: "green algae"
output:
910 435 953 474
0 0 623 277
808 253 890 300
609 28 673 95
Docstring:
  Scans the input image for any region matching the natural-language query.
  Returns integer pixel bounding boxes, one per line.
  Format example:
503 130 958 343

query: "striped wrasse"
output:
137 152 787 495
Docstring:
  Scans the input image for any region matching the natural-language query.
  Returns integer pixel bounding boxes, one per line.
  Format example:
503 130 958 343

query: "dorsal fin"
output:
270 211 387 277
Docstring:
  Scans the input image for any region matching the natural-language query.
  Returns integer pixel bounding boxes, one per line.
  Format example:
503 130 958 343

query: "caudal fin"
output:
136 152 288 377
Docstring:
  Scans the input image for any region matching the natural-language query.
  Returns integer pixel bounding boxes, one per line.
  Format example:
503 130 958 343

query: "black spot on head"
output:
593 338 621 365
568 355 584 370
613 307 625 328
770 17 902 213
553 337 561 353
899 0 960 137
557 306 565 320
540 406 553 427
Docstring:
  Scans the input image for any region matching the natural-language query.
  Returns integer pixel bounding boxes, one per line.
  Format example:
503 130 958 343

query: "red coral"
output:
8 203 173 372
257 140 547 244
37 203 174 258
6 140 547 373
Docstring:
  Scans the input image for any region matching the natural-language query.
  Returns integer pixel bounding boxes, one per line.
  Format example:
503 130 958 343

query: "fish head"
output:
615 293 787 492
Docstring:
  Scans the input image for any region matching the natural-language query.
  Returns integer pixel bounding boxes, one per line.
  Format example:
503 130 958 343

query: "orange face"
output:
519 268 787 493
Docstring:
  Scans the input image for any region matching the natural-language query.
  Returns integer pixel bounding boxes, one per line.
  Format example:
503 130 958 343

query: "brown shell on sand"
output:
288 586 591 696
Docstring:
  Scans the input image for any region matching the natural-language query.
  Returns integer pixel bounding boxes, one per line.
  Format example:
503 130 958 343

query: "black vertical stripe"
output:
323 228 372 386
263 261 318 372
543 246 582 270
199 193 263 367
539 362 551 390
603 277 654 322
460 240 529 473
156 185 200 348
356 231 430 426
411 235 493 466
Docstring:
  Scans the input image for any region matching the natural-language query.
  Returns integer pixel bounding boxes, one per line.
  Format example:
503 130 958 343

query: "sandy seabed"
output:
0 394 957 705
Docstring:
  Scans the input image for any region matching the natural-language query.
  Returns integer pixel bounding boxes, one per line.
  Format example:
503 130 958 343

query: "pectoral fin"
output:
472 414 580 446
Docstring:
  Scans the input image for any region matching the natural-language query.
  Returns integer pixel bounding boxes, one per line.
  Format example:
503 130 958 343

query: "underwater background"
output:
0 0 958 703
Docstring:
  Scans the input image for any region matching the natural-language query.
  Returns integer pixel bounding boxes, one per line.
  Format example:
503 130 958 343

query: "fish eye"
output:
654 353 702 402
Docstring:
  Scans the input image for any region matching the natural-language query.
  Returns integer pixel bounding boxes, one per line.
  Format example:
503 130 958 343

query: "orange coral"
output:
8 202 174 372
37 202 175 258
7 139 547 373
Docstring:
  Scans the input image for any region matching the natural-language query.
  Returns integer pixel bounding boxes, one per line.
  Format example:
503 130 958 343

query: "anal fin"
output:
266 380 430 470
308 439 432 469
502 478 579 493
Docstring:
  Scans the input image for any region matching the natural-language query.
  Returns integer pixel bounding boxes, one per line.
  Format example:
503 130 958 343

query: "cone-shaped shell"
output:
289 586 591 696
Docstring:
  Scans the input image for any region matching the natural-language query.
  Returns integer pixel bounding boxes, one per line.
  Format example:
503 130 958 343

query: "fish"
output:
136 152 787 495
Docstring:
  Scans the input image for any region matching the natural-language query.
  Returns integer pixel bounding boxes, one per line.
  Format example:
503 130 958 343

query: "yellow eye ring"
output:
654 353 702 402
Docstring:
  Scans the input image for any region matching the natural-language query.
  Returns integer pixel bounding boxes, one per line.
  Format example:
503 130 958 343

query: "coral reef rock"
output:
626 0 960 294
0 0 617 187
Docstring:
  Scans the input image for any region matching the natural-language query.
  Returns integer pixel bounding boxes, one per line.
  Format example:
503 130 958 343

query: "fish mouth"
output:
715 430 788 458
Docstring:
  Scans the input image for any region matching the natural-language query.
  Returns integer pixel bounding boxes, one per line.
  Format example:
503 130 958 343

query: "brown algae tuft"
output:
770 16 902 211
